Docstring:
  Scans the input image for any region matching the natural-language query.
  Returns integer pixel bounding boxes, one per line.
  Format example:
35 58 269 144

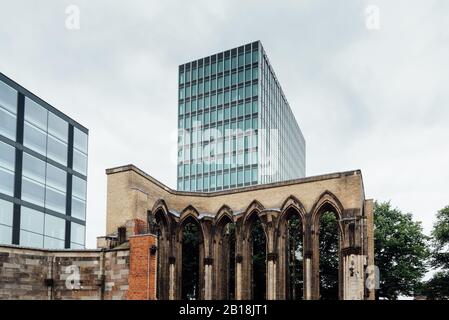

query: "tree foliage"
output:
251 219 266 300
418 206 449 299
374 201 430 299
286 215 303 300
430 206 449 270
319 211 339 300
181 222 200 300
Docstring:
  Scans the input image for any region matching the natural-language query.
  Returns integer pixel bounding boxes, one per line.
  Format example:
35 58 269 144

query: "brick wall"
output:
127 234 157 300
0 245 131 300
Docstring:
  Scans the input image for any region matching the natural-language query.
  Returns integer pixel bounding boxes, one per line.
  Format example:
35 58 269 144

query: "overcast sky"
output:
1 0 448 248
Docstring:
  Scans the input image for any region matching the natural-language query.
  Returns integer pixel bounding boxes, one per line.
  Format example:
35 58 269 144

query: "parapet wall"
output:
0 231 157 300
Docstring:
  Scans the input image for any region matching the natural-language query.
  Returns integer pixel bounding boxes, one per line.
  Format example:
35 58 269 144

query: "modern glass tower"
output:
0 72 88 249
177 41 305 192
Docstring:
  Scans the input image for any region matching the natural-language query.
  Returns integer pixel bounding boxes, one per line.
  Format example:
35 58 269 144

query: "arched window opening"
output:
220 222 236 300
285 213 303 300
319 210 340 300
250 217 266 300
181 220 200 300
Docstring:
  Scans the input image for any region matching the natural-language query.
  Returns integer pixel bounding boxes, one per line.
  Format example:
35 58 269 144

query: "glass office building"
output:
177 41 305 192
0 72 88 249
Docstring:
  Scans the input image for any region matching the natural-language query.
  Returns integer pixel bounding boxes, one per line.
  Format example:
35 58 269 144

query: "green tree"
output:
319 211 339 300
251 219 266 300
286 216 303 300
420 206 449 299
419 271 449 299
181 222 200 300
430 206 449 270
374 201 430 299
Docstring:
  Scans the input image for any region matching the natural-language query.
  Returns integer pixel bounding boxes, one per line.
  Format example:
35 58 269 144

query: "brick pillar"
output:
127 234 158 300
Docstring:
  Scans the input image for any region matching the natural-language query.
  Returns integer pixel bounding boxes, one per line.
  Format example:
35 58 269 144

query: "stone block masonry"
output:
0 244 132 300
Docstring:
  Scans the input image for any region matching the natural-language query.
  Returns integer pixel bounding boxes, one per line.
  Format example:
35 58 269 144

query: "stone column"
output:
235 255 243 300
267 253 278 300
168 256 176 300
342 248 365 300
304 252 312 300
204 257 213 300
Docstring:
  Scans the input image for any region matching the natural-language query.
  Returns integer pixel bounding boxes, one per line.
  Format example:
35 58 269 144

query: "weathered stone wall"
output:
105 165 374 300
106 165 366 235
0 248 49 299
0 245 130 300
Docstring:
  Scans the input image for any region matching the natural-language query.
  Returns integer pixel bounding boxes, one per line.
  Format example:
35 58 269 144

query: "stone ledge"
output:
106 164 363 197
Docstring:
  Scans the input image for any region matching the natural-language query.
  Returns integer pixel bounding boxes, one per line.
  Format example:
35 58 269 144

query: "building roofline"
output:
0 72 88 133
106 164 363 197
178 40 261 68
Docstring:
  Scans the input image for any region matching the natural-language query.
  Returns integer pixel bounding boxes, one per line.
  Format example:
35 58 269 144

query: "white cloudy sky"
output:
1 0 448 248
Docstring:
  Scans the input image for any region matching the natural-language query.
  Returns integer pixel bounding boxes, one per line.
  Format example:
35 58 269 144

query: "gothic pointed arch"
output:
151 198 170 216
310 190 345 300
310 190 344 236
215 205 234 227
242 200 268 240
277 195 307 230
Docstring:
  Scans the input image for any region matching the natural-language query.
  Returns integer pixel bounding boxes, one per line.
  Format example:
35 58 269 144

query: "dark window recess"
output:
118 226 127 244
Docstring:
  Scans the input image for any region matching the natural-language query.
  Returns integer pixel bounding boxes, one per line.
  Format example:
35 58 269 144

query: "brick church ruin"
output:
0 165 375 300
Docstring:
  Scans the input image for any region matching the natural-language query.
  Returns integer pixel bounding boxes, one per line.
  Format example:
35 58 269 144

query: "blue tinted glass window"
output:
20 230 43 248
72 197 86 220
47 135 68 165
22 177 45 206
0 81 17 114
252 167 258 182
0 107 16 140
74 128 88 154
22 153 46 183
44 236 64 249
0 224 12 244
237 169 244 184
238 54 244 67
44 165 65 193
252 84 258 96
0 141 15 171
230 171 236 185
231 56 237 69
48 113 68 143
252 50 259 63
71 222 85 245
44 214 65 240
73 176 87 200
179 72 184 84
0 167 14 196
252 68 258 80
45 187 66 213
20 206 44 234
0 199 13 226
23 122 47 155
73 149 87 175
25 98 47 131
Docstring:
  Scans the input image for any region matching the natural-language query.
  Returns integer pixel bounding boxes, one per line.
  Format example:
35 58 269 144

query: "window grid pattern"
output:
0 75 87 249
258 44 306 184
176 42 305 192
177 42 260 192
